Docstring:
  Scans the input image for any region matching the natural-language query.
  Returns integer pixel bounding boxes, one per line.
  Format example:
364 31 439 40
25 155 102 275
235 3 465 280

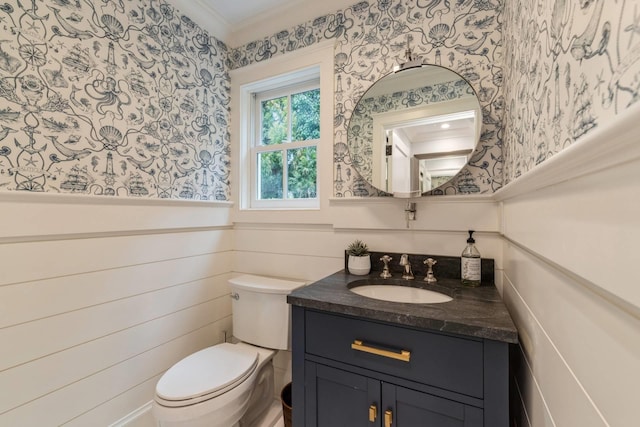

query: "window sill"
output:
241 206 320 212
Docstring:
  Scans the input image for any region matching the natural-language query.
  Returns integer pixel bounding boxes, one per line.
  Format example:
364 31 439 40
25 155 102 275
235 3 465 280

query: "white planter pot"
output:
348 255 371 275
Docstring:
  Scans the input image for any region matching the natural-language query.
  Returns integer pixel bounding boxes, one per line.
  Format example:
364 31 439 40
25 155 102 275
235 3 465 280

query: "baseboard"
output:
108 401 154 427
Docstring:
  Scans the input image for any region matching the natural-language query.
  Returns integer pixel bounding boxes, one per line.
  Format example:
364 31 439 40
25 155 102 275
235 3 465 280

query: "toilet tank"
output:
229 275 305 350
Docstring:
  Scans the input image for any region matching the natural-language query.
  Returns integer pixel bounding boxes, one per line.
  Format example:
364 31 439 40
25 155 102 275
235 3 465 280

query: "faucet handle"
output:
380 255 392 278
423 258 437 283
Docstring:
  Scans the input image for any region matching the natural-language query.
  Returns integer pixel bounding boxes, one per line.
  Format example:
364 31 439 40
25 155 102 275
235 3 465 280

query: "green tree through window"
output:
258 87 319 201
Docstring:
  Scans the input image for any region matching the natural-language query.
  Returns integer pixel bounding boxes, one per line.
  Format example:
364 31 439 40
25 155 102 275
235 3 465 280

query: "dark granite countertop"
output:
288 270 518 344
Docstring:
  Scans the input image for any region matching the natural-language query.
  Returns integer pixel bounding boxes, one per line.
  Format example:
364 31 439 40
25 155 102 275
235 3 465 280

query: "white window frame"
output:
240 66 321 210
251 78 320 208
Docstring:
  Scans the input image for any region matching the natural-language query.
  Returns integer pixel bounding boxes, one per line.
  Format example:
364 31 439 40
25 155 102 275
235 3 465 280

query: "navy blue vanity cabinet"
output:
306 363 379 426
291 307 510 427
307 363 483 427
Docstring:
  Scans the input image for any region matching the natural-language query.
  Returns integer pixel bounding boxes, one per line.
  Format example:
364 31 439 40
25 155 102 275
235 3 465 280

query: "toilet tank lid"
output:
229 274 305 294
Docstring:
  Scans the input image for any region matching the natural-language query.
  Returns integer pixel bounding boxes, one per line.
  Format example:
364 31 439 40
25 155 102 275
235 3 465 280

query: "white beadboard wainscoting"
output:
0 195 234 426
233 197 503 285
496 103 640 427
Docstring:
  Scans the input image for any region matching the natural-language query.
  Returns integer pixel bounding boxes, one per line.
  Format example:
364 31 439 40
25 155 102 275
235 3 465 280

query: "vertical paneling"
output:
0 196 233 426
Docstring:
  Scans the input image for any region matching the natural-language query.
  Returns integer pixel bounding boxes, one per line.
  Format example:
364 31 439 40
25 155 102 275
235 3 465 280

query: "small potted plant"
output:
347 239 371 275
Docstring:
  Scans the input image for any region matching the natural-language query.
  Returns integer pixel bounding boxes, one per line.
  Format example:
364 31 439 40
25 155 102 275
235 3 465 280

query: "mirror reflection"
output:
347 65 482 197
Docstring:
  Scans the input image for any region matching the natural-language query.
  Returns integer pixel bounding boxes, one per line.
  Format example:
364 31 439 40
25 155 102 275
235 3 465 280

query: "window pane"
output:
287 147 317 199
261 96 288 146
258 151 283 199
291 89 320 141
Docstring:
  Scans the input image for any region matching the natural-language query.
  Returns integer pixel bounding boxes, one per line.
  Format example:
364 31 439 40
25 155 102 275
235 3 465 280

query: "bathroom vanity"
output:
287 255 517 427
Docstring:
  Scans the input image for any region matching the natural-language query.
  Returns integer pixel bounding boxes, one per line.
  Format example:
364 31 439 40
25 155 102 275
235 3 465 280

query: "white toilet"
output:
152 274 305 427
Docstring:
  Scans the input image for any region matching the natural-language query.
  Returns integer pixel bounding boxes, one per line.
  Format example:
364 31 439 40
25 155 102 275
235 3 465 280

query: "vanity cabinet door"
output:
383 383 483 427
304 362 483 427
306 362 381 427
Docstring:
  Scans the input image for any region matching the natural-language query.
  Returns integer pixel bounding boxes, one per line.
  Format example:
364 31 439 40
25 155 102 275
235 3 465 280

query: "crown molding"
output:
226 0 355 47
165 0 231 42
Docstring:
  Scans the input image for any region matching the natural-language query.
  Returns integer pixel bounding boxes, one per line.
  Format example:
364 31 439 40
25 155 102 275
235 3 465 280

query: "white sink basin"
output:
350 284 453 304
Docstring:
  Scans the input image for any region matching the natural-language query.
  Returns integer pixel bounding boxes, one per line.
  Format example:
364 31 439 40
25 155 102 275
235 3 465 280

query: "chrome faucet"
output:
399 254 414 280
380 255 393 278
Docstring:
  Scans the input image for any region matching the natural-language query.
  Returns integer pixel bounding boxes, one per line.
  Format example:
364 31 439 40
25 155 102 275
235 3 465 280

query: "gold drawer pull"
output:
369 404 377 422
351 340 411 362
385 409 393 427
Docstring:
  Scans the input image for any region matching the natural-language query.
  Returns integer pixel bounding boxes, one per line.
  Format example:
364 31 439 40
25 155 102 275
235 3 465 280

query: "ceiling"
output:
168 0 351 45
205 0 305 26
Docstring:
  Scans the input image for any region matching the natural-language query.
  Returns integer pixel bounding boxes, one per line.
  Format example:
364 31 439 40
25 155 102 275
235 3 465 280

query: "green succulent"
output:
347 239 370 256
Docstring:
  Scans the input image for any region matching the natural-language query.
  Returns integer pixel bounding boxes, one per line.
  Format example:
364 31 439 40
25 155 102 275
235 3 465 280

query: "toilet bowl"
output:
152 275 305 427
153 343 274 427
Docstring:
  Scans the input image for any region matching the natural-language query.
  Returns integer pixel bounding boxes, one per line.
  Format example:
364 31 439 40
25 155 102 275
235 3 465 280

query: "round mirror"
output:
346 64 482 198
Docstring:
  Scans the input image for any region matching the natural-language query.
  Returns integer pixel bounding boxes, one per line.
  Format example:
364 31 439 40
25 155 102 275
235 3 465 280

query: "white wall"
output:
0 194 234 426
497 105 640 427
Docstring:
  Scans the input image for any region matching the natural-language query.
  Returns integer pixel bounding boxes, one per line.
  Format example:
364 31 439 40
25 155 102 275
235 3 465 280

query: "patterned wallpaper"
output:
229 0 505 197
502 0 640 183
0 0 230 200
8 0 627 199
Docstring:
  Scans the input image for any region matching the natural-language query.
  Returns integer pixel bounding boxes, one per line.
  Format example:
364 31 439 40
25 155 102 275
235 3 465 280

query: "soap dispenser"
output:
461 230 481 287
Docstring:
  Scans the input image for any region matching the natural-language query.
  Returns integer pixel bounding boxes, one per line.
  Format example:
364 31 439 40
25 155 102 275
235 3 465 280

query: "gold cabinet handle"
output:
351 340 411 362
369 404 377 422
384 409 393 427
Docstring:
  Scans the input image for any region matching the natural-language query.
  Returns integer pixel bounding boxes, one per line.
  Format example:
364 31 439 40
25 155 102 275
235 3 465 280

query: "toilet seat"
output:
155 343 259 408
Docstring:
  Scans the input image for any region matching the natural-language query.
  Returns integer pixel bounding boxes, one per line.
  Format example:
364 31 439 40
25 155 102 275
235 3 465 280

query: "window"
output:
243 68 321 209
